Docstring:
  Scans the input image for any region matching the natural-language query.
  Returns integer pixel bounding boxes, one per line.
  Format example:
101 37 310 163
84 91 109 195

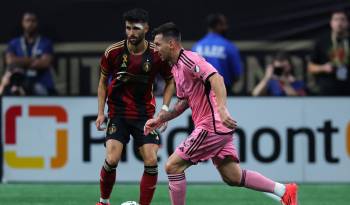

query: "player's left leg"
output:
130 118 161 205
215 157 298 205
164 128 209 205
138 143 159 205
165 152 193 205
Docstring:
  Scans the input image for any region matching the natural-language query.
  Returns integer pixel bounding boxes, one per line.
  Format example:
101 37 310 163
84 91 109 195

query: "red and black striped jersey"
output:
100 40 173 119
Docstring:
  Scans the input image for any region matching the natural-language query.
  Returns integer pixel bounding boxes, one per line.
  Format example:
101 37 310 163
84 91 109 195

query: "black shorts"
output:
105 116 160 147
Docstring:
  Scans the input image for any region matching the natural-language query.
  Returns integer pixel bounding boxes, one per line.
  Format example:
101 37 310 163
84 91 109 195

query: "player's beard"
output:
159 54 166 61
160 51 170 62
128 35 144 46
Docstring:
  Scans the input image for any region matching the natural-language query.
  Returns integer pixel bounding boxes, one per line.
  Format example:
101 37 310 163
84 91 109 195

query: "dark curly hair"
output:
123 8 149 23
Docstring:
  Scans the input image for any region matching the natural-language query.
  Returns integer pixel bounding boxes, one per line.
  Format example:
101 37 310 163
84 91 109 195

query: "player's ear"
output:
144 23 149 33
169 39 175 49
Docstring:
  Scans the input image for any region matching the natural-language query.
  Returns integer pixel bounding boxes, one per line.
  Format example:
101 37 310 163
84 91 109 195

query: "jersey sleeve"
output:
100 52 111 76
6 39 17 55
193 59 218 82
42 39 54 55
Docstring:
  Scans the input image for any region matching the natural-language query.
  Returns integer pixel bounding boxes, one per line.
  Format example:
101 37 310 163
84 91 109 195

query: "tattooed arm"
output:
159 98 189 122
144 98 189 135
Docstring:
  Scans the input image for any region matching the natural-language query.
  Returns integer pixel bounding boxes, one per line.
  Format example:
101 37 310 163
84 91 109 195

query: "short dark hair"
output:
123 8 149 23
152 22 181 41
207 13 225 29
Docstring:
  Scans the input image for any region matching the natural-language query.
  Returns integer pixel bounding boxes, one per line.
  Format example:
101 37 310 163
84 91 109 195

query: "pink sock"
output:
168 173 186 205
241 169 275 193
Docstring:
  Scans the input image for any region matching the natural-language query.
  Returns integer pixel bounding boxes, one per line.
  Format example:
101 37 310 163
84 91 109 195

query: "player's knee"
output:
105 154 120 167
103 159 117 172
165 161 181 174
143 156 158 166
223 175 241 186
165 162 174 174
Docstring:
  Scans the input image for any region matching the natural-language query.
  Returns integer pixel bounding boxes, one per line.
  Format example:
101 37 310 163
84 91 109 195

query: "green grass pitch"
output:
0 183 349 205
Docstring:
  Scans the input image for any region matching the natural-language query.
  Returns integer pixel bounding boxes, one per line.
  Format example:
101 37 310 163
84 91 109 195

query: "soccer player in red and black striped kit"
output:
95 9 175 205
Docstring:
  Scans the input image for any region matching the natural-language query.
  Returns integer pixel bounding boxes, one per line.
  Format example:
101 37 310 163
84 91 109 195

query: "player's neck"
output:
127 40 147 55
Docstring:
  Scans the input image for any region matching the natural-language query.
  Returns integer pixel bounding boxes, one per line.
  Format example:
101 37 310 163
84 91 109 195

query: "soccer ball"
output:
121 201 139 205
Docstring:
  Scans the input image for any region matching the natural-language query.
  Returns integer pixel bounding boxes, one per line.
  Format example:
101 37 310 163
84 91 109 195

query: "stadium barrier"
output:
1 97 350 183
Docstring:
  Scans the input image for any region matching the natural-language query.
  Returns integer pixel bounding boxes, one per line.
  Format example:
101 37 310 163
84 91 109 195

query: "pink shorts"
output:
175 128 239 166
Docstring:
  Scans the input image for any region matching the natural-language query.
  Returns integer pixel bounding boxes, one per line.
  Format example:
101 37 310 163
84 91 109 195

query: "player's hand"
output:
218 106 237 130
96 114 106 131
144 117 163 135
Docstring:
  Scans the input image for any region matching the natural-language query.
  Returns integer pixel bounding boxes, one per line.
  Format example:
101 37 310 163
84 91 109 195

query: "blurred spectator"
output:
252 52 306 96
308 10 350 96
192 13 242 95
0 12 56 96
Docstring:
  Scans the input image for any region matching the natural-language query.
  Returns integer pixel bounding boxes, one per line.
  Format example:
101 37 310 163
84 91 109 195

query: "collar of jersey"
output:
176 48 185 65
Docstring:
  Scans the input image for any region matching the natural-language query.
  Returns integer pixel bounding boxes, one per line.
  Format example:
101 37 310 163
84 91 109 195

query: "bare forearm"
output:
283 84 298 96
158 99 189 122
252 77 269 96
0 84 4 95
30 56 53 69
6 54 32 68
162 78 175 106
97 76 108 116
6 53 52 69
210 74 227 109
308 62 327 74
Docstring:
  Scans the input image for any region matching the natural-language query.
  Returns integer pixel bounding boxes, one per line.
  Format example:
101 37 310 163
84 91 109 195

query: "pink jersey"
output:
172 49 234 134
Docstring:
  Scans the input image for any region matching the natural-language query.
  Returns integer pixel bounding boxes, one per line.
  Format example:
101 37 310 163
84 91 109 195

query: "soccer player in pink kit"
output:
144 22 298 205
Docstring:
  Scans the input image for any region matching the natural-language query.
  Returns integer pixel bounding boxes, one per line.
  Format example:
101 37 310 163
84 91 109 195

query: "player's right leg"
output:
97 117 130 205
97 139 124 205
138 142 159 205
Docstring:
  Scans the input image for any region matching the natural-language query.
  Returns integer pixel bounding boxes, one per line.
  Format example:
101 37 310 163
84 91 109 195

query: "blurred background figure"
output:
0 68 26 95
252 52 306 96
0 12 56 96
192 13 243 95
308 10 350 96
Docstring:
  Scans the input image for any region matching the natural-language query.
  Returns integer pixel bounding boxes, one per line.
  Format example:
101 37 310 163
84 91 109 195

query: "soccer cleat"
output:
96 202 110 205
281 183 298 205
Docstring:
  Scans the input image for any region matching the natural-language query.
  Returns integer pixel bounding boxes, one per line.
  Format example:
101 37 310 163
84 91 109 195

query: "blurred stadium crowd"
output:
0 9 349 97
